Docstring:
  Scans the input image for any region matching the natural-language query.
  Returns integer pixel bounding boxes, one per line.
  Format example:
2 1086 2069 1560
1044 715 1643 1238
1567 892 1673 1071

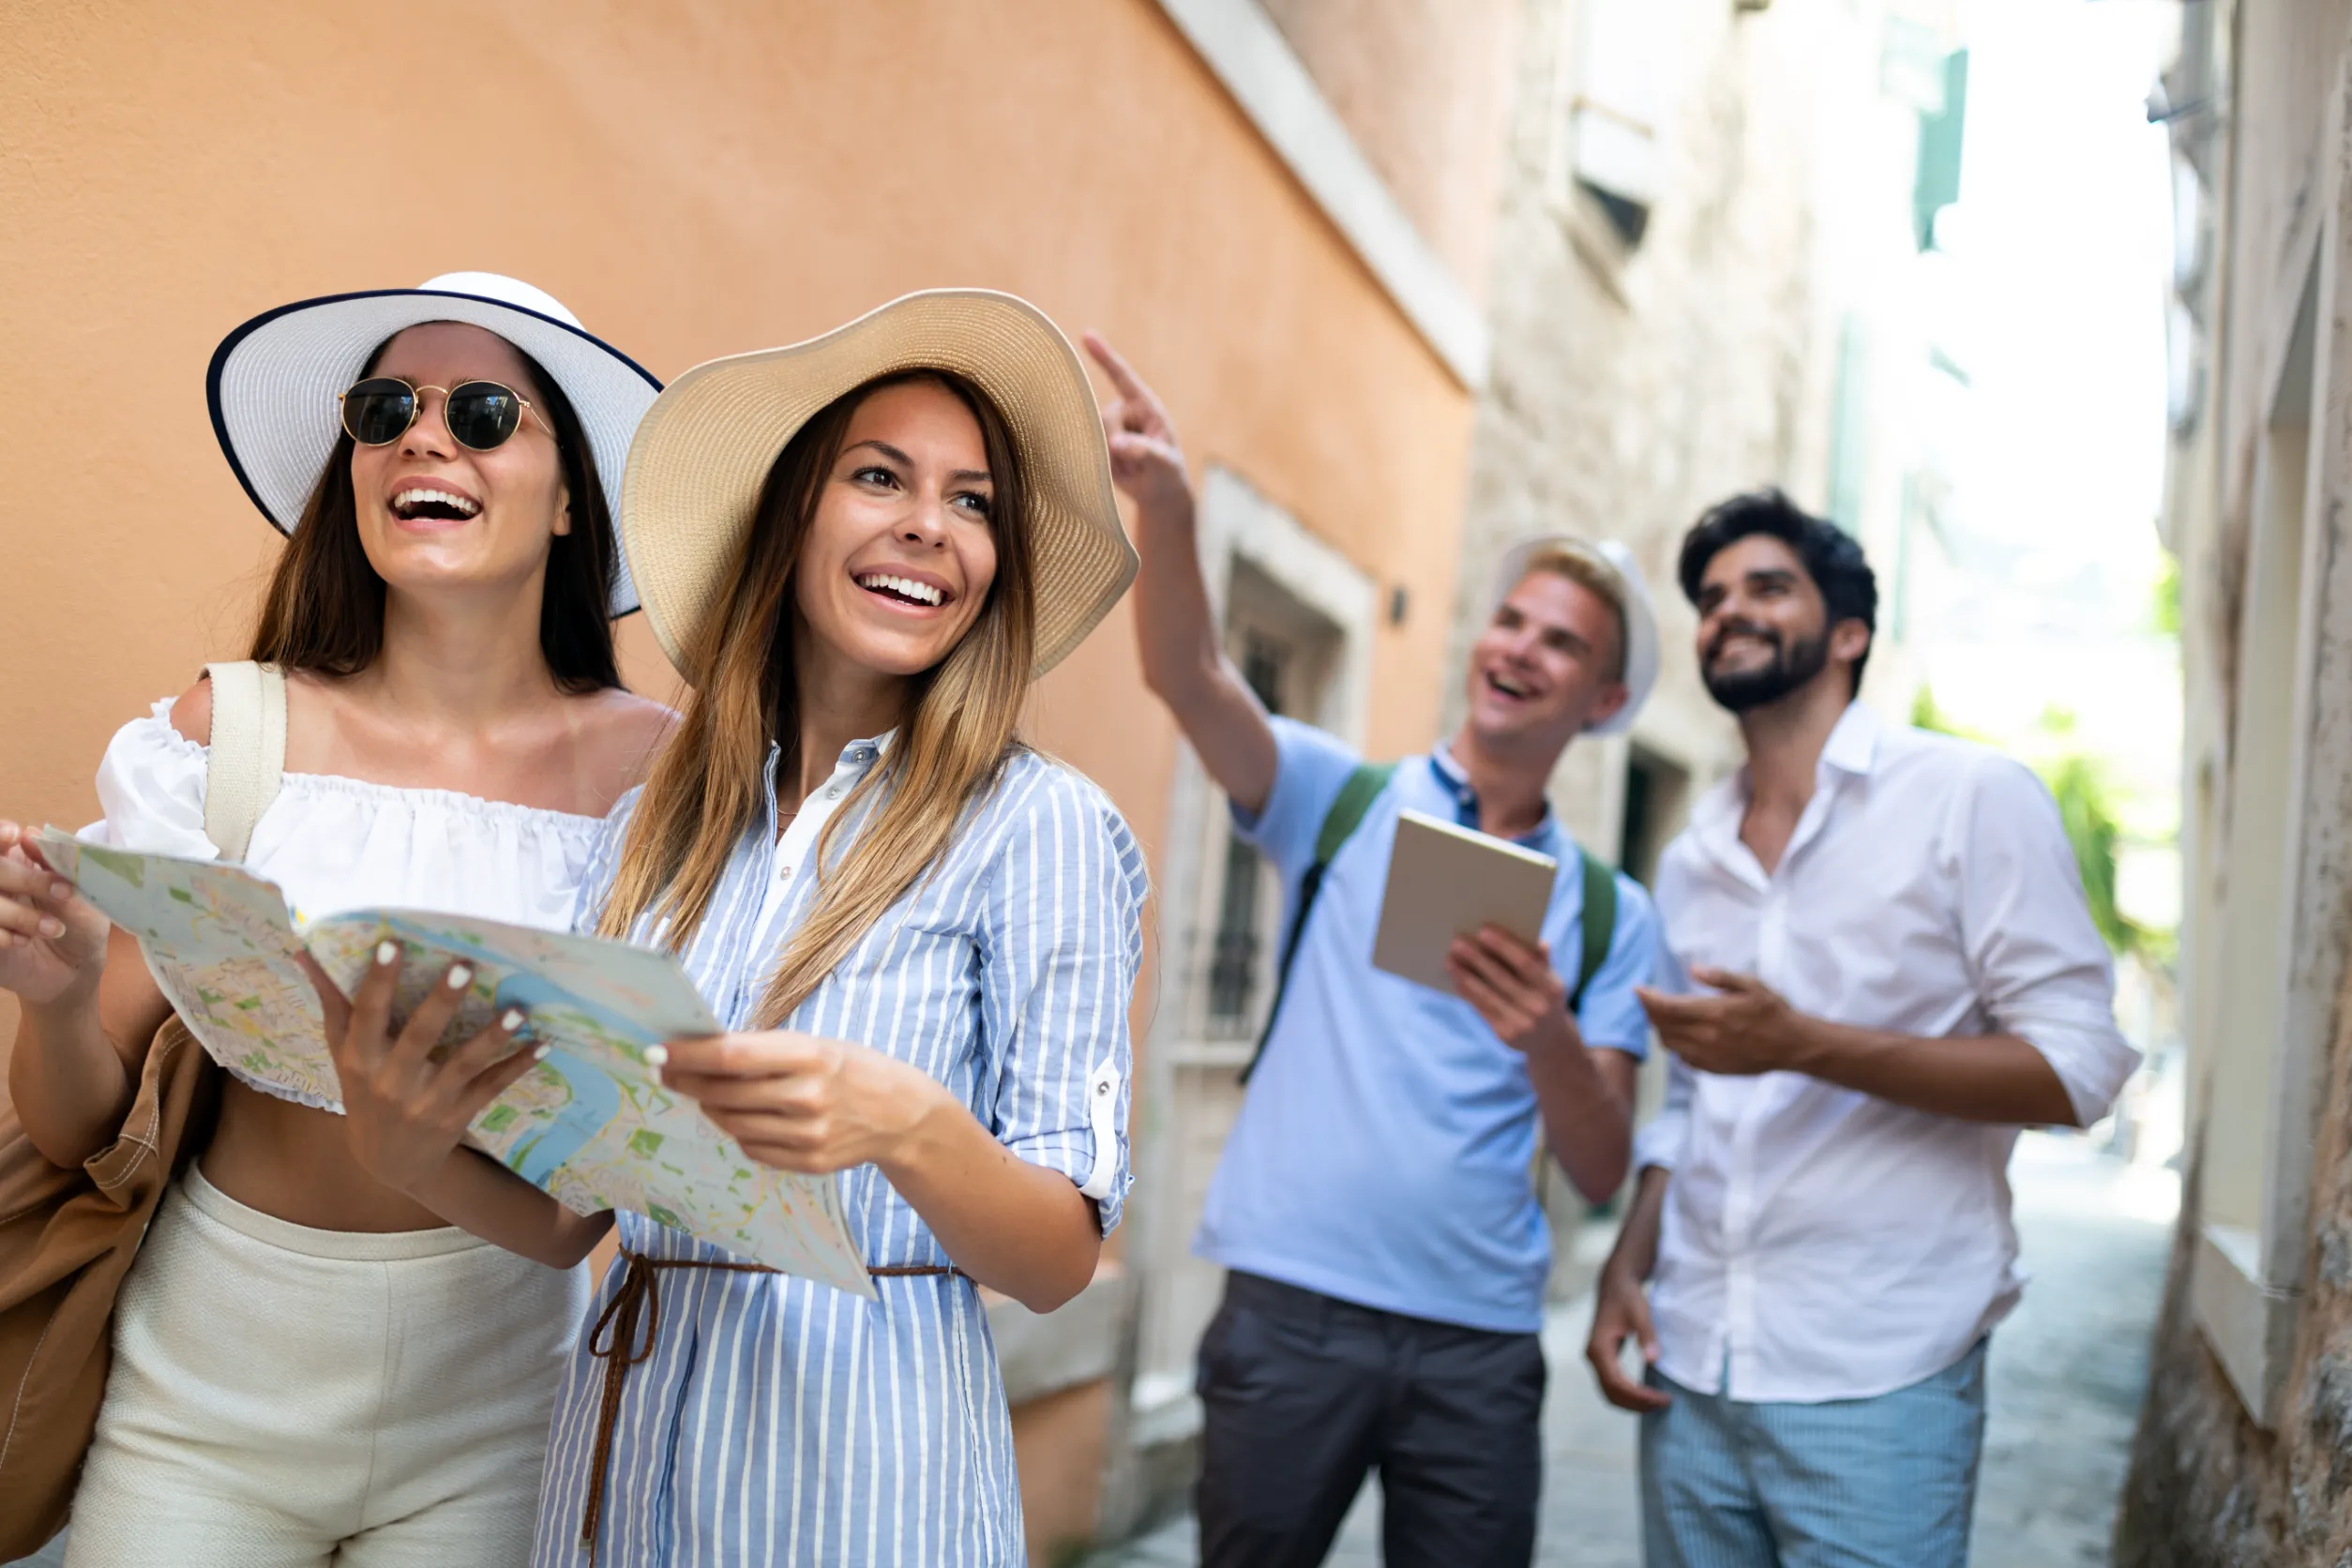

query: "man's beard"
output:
1702 623 1831 713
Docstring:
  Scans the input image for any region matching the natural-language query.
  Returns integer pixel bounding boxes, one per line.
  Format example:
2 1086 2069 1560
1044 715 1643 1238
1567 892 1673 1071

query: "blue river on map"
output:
490 971 634 1185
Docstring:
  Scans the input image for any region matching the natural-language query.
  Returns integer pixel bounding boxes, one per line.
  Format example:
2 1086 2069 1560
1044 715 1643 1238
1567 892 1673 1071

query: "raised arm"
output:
1083 332 1278 817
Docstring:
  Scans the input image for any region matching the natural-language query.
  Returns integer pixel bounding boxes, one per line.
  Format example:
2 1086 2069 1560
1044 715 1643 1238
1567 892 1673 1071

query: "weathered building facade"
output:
2117 2 2352 1561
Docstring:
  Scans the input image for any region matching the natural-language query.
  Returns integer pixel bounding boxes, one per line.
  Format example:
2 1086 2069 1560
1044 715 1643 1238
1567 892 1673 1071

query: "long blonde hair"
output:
597 370 1035 1025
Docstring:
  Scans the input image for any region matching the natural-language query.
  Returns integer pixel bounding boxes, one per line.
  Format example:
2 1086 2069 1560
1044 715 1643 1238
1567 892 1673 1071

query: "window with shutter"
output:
1570 0 1679 244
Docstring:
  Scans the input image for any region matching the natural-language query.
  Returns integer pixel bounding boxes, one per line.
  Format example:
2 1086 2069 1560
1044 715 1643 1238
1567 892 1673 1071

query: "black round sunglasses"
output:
337 376 553 453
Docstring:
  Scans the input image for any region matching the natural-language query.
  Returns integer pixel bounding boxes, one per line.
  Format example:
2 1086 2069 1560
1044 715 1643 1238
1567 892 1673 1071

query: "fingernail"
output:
39 916 64 939
446 965 473 991
642 1044 669 1069
375 941 399 966
51 882 70 900
532 1043 551 1062
501 1008 525 1032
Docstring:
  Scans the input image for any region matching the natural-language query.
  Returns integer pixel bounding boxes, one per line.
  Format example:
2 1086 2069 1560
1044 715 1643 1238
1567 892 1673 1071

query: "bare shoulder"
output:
166 678 213 746
577 688 681 797
173 668 344 752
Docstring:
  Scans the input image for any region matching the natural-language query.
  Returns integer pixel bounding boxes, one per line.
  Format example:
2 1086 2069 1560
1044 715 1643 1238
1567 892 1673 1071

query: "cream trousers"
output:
63 1167 589 1568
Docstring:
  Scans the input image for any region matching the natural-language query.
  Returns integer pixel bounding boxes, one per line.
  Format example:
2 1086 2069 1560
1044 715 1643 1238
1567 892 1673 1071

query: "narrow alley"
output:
1096 1133 2174 1567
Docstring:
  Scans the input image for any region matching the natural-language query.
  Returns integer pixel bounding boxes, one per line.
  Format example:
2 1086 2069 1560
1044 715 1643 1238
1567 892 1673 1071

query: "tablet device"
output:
1370 808 1559 994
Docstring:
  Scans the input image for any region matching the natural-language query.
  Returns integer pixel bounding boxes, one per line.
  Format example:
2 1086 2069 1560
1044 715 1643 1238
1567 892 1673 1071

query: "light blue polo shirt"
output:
1192 716 1661 1334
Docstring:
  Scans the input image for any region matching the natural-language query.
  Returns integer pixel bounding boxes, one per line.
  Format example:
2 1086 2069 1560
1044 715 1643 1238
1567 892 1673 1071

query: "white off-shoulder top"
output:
83 699 608 1108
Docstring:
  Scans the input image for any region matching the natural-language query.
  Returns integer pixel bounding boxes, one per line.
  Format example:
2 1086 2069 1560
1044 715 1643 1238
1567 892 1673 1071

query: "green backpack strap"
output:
1242 766 1620 1082
1568 849 1617 1015
1539 849 1621 1211
1241 761 1395 1083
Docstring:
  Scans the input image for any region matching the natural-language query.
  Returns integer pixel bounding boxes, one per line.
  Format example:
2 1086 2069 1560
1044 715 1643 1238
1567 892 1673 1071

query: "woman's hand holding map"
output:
0 821 109 1009
304 942 548 1197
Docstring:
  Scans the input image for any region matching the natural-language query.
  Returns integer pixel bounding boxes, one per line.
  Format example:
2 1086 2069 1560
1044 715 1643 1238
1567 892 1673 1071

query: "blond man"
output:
1089 334 1666 1568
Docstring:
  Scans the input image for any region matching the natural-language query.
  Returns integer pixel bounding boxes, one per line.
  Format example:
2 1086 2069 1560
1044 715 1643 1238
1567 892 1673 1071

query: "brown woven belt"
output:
579 1246 969 1558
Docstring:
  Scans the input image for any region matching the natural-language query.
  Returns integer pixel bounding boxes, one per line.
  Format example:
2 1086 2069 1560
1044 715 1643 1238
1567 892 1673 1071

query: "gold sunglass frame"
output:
336 377 555 451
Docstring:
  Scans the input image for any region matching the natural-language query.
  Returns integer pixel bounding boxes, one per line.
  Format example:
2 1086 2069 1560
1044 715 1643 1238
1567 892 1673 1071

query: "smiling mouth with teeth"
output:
391 488 482 522
1486 672 1533 699
1709 631 1778 665
855 572 948 608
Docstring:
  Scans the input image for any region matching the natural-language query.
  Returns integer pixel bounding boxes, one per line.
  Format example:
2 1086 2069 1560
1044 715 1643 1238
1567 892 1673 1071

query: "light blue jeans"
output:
1638 1340 1989 1568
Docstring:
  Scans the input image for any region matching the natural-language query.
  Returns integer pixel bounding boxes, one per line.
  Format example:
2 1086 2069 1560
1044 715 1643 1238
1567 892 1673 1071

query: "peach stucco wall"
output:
1260 0 1521 302
1 0 1476 1552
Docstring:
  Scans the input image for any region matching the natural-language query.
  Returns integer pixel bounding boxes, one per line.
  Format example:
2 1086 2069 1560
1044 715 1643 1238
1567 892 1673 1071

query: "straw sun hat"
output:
1489 535 1660 736
205 271 663 615
619 289 1138 683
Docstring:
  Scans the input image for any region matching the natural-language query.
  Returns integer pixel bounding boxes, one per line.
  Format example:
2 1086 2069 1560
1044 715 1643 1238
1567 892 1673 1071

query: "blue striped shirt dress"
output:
529 739 1146 1567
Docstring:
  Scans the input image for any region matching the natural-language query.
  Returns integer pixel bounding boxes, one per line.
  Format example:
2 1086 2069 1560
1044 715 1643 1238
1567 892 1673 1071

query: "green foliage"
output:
2150 554 2181 637
2041 750 2146 956
1910 684 1983 742
1910 684 1947 733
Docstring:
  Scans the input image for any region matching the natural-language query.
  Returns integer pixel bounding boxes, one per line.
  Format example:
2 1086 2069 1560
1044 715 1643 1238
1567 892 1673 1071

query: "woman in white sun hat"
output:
320 289 1147 1564
0 272 671 1565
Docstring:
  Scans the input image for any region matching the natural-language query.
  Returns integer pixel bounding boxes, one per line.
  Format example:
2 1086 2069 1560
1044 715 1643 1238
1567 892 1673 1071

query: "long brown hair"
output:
596 370 1036 1026
249 336 623 692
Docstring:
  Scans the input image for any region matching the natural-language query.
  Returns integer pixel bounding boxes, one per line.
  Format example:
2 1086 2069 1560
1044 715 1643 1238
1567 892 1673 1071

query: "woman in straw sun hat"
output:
563 289 1143 1566
322 289 1148 1565
0 272 671 1565
558 287 1146 1566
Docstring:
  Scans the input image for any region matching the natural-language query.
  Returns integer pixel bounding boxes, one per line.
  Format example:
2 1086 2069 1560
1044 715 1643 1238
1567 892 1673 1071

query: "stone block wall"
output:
2117 967 2352 1564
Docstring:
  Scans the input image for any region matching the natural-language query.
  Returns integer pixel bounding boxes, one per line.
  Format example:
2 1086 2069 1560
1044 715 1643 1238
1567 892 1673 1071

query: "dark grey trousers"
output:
1195 1271 1546 1568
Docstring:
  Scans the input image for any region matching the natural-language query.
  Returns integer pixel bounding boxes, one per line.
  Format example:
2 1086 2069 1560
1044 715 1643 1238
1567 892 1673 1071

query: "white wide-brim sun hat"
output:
1490 535 1661 736
619 289 1138 685
204 271 663 616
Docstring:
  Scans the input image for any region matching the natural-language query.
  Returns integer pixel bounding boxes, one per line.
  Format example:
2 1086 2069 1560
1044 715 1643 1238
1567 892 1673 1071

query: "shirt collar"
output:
758 730 896 813
761 729 897 776
1688 701 1882 880
1427 743 1560 850
1818 701 1881 779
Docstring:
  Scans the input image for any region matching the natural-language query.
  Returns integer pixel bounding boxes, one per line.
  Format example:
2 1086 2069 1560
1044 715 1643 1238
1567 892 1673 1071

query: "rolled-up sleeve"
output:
1576 876 1663 1059
1955 756 2141 1125
980 771 1150 1235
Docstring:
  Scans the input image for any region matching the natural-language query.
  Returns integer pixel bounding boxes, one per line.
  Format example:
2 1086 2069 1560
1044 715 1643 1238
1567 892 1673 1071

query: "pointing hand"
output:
1082 331 1194 526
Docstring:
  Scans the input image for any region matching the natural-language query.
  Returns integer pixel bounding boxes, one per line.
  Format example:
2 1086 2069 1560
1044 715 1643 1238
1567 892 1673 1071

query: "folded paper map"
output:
36 828 873 1297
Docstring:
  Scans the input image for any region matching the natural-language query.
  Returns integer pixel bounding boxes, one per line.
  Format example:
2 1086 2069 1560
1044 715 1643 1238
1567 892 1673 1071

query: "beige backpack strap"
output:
199 661 287 864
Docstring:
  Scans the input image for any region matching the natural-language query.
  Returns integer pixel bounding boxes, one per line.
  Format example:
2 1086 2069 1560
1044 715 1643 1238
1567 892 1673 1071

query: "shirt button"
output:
777 865 793 880
824 785 841 800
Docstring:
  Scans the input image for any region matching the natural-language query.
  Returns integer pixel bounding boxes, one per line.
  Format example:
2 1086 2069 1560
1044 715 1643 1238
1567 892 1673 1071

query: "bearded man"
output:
1584 490 2139 1568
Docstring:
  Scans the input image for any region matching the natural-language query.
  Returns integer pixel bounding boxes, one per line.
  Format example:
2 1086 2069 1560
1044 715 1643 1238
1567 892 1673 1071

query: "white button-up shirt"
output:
1634 701 2139 1402
750 732 890 937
